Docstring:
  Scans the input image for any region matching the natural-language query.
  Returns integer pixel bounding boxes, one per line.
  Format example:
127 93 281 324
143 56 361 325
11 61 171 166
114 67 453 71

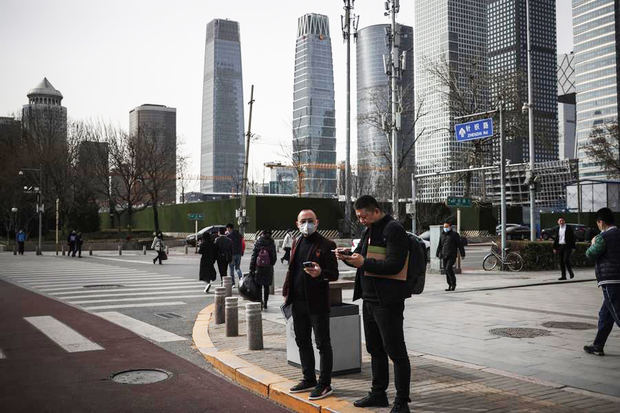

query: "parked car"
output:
541 223 599 242
185 225 227 246
496 224 530 240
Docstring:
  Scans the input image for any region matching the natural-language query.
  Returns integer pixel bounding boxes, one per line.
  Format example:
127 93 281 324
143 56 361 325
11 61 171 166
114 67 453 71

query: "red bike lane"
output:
0 280 288 412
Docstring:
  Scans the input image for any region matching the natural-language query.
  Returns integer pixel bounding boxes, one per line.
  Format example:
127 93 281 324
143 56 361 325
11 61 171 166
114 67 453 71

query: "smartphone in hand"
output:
302 261 315 268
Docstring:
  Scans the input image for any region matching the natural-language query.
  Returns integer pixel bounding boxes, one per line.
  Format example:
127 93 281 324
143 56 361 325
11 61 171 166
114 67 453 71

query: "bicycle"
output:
482 241 524 271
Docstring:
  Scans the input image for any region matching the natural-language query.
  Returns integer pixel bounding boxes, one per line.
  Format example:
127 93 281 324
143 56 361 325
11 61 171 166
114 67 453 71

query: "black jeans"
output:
594 285 620 348
263 285 270 304
292 300 332 386
17 242 24 255
363 300 410 402
153 251 165 264
558 246 574 278
216 258 229 284
443 256 457 287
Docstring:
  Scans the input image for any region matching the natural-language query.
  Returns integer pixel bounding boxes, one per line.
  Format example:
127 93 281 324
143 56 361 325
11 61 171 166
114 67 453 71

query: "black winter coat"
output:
250 235 277 286
552 225 576 249
436 230 465 260
198 233 217 282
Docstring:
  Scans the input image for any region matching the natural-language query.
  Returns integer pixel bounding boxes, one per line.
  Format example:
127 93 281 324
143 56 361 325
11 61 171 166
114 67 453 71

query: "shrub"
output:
506 240 594 271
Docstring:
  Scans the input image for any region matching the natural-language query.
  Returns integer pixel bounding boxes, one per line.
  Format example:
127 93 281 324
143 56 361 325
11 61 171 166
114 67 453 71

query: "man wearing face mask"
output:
436 221 465 291
282 209 339 401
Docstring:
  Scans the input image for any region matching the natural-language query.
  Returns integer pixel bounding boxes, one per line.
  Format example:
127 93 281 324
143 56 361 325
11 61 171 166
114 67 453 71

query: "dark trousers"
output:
443 256 457 287
292 301 332 386
216 258 230 284
69 242 76 256
17 242 24 255
153 251 165 264
594 285 620 348
282 247 291 263
558 246 574 278
363 300 410 402
263 285 270 304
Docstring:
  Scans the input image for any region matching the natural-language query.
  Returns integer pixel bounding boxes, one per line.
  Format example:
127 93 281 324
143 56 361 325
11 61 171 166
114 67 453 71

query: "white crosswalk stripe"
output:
96 312 187 342
82 302 187 310
24 316 104 352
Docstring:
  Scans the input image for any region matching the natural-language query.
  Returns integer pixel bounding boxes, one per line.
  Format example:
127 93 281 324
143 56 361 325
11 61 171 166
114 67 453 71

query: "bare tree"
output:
583 121 620 178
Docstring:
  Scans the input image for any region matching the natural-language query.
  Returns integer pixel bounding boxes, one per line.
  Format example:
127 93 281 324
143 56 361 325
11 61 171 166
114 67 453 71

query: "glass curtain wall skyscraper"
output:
292 13 337 197
357 24 414 200
414 0 488 202
201 19 245 194
573 0 619 179
488 0 558 164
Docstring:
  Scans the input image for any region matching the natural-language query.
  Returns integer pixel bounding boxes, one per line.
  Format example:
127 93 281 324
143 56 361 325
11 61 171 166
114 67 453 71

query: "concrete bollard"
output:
118 244 122 256
184 244 188 255
246 302 263 350
165 246 169 255
143 245 147 255
89 245 93 256
214 287 226 325
223 276 233 298
225 297 239 337
62 244 65 256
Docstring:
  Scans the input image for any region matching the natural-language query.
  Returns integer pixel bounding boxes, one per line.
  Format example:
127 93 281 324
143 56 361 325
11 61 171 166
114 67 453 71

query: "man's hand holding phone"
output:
303 261 322 278
333 248 364 268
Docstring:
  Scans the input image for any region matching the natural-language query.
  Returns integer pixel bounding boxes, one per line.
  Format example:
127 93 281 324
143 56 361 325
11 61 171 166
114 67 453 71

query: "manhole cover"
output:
541 321 596 330
83 284 123 289
490 328 551 338
111 369 171 384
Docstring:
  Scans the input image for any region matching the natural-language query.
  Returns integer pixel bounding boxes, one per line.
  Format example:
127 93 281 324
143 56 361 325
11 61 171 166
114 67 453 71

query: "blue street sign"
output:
455 118 493 142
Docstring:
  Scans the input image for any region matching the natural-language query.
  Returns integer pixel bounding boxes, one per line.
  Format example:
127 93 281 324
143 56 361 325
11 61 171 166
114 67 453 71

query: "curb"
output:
192 304 366 413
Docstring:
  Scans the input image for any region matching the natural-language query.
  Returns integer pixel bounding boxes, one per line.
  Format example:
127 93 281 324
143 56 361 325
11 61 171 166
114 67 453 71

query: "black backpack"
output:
405 233 427 297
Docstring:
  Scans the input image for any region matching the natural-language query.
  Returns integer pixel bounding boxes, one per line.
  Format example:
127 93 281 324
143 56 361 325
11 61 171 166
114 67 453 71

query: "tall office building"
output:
558 52 577 160
201 19 245 194
573 0 619 179
414 1 488 202
292 13 336 197
22 77 67 147
129 104 177 204
488 0 558 164
357 24 414 200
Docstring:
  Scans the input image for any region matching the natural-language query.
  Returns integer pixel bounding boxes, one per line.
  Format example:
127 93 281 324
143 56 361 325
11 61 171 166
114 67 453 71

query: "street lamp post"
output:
11 207 18 255
525 0 536 241
19 167 43 255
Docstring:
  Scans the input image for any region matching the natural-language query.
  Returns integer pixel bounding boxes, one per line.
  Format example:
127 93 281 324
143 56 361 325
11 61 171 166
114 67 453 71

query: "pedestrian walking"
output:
436 220 465 291
335 195 411 413
584 207 620 356
67 230 78 257
76 232 84 258
151 232 166 265
226 223 244 284
16 229 26 255
215 227 233 285
249 229 276 309
199 232 217 293
282 209 339 401
281 228 293 264
553 217 576 280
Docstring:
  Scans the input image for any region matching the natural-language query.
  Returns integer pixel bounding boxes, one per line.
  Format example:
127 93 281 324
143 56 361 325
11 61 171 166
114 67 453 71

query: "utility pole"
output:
239 85 255 236
341 0 358 236
525 0 536 241
499 102 507 267
385 0 402 220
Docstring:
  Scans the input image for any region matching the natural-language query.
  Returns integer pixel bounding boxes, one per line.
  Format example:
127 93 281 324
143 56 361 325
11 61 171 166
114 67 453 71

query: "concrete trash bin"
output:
286 303 361 375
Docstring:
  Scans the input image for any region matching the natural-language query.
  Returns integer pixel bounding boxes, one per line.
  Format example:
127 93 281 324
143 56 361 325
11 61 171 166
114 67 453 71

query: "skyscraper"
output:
200 19 245 194
292 13 336 197
413 0 488 202
22 77 67 147
488 0 558 164
558 52 576 160
573 0 619 179
357 24 414 200
129 104 177 204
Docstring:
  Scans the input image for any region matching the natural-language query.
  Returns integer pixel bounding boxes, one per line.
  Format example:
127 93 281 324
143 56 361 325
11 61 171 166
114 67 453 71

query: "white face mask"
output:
299 222 316 236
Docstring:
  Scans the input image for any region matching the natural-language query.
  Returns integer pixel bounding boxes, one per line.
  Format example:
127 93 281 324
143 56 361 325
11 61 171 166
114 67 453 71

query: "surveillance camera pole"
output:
526 0 536 241
239 85 255 236
386 0 401 220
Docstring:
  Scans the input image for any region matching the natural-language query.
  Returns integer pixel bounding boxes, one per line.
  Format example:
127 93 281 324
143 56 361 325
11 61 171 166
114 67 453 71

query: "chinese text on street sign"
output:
455 118 493 142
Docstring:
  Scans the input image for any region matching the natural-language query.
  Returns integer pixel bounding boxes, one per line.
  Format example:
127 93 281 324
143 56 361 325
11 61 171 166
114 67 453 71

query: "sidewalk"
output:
192 270 620 412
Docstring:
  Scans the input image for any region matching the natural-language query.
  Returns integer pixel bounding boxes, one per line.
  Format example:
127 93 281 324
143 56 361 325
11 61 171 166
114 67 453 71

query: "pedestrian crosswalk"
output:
24 315 104 353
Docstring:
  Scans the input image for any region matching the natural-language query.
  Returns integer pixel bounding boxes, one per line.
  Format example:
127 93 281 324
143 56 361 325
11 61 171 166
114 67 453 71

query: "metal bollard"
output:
13 246 17 255
223 276 233 298
166 246 169 255
89 245 93 256
246 302 263 350
62 244 65 256
214 287 226 325
184 244 188 254
225 297 238 337
118 244 122 256
143 245 146 255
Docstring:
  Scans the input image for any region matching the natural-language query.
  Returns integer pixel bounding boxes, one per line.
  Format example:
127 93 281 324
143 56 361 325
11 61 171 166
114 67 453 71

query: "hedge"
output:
506 240 594 271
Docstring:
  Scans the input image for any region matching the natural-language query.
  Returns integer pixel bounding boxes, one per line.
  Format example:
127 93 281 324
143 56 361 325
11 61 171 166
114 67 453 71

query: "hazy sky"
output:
0 0 574 192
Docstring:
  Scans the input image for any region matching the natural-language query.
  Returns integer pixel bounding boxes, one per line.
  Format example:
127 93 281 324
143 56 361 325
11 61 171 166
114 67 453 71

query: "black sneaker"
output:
353 392 389 408
584 344 604 356
390 399 411 413
308 384 333 400
289 380 317 393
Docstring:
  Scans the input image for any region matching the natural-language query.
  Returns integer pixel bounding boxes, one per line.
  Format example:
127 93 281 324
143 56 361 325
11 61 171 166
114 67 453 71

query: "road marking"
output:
83 302 186 310
58 289 205 299
53 285 206 295
28 276 180 287
96 312 187 342
69 294 207 304
24 316 104 353
93 257 165 265
39 280 201 292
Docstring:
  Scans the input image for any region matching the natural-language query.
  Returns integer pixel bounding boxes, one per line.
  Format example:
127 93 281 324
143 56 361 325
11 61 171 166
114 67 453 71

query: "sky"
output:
0 0 574 193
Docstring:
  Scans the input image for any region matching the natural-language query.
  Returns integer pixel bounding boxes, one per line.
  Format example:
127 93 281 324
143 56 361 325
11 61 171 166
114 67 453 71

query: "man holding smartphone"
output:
282 209 339 400
335 195 411 413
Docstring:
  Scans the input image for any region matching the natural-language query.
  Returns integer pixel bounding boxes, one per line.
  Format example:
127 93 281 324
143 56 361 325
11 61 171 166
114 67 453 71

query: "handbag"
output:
161 251 168 261
280 303 292 320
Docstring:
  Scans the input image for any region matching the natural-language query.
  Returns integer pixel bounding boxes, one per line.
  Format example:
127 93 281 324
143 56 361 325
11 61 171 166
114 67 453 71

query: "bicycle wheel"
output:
506 252 524 272
482 254 498 271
